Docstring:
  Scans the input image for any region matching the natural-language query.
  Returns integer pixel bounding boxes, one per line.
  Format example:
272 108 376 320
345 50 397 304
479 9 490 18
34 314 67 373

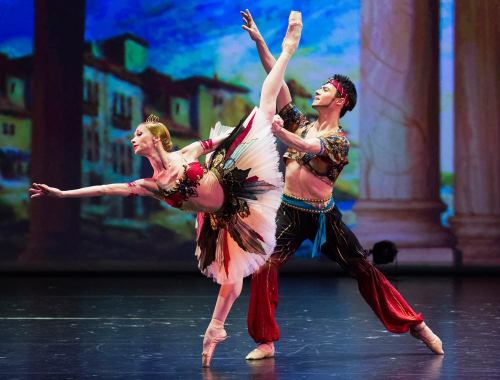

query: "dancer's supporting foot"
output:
201 280 241 367
202 318 228 367
410 321 444 355
246 342 275 360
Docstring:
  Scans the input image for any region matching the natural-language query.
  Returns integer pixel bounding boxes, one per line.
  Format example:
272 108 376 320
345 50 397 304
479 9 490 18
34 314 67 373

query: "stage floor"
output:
0 273 499 379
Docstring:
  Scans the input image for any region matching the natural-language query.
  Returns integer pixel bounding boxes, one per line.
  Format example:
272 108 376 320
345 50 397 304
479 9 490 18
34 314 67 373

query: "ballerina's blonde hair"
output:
143 114 173 152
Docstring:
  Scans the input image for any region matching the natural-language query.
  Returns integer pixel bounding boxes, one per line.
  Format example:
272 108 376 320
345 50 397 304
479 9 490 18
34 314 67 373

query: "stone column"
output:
21 0 86 261
449 0 500 264
354 0 454 264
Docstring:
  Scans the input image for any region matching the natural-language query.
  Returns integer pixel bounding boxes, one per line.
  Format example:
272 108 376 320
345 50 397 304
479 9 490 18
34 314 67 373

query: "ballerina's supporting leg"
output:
202 278 243 367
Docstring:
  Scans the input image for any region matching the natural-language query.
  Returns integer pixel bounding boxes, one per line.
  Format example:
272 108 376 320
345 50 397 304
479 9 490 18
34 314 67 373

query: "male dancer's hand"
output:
241 9 263 42
271 115 284 135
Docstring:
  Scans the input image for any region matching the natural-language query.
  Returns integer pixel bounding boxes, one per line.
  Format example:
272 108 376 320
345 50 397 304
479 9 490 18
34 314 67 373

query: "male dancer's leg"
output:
321 206 444 354
247 204 308 346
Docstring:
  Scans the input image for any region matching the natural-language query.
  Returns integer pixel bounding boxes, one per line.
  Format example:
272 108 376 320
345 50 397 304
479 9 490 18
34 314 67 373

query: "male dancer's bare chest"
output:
283 159 333 200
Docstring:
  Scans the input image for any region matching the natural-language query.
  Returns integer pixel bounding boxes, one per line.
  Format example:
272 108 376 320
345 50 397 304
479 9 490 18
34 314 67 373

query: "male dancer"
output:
240 9 444 360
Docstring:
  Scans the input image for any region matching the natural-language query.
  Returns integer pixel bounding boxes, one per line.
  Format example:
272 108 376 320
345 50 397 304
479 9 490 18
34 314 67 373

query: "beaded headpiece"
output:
327 79 350 107
146 114 160 123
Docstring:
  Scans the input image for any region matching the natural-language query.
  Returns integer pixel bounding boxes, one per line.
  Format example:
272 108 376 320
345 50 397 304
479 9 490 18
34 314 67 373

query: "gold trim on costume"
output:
283 192 332 203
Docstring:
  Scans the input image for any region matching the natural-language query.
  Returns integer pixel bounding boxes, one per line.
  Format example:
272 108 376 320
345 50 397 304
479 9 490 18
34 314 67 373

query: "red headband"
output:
327 79 350 107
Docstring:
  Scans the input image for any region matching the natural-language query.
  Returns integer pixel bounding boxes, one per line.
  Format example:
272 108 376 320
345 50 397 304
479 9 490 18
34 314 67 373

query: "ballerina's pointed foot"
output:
410 322 444 355
201 326 228 367
282 10 303 55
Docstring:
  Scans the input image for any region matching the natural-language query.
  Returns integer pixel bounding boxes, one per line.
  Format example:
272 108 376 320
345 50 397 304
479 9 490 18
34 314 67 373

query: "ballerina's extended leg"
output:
202 10 303 367
258 11 302 120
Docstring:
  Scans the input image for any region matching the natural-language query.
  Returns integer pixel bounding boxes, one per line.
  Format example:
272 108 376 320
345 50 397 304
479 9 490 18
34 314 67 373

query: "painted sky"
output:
0 0 454 172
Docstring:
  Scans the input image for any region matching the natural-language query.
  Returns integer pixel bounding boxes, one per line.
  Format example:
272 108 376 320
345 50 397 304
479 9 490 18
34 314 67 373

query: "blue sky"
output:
0 0 454 172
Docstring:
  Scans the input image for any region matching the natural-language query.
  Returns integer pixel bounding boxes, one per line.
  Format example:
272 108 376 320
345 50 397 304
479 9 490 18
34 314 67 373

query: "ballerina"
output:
30 10 303 367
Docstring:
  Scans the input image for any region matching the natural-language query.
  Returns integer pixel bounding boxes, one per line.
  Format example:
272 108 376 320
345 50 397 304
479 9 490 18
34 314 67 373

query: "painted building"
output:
81 35 146 221
176 75 250 139
0 54 31 182
140 68 197 151
0 33 254 224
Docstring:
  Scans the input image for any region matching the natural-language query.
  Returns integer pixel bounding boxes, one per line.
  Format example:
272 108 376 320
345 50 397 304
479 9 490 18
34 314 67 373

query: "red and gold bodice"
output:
158 161 223 212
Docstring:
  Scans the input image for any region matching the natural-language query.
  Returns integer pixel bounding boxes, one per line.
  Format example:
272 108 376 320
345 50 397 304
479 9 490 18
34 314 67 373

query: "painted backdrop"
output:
0 0 455 268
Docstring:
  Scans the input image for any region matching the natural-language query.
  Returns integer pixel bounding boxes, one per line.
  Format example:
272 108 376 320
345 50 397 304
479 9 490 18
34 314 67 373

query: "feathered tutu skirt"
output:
195 107 283 284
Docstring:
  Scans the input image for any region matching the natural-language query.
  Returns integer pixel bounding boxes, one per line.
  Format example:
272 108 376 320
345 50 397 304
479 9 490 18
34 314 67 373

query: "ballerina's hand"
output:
241 9 263 42
271 115 284 135
29 183 63 199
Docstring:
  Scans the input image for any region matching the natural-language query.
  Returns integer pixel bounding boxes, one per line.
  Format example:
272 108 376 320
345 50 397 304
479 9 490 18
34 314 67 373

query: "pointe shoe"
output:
282 11 303 55
201 326 228 367
410 322 444 355
245 343 275 360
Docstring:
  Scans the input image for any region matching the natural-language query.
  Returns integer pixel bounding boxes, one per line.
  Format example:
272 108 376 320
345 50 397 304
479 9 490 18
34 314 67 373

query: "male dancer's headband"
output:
327 79 350 107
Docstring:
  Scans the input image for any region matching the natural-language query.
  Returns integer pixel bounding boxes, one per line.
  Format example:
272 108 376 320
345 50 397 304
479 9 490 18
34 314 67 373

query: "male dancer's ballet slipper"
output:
410 322 444 355
282 10 303 55
201 326 228 367
245 343 275 360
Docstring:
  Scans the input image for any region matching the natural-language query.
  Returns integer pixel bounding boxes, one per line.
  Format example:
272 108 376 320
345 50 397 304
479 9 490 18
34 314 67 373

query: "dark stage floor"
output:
0 273 499 379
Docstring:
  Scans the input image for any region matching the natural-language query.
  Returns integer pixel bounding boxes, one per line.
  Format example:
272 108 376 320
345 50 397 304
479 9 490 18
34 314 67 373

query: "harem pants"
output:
247 202 423 343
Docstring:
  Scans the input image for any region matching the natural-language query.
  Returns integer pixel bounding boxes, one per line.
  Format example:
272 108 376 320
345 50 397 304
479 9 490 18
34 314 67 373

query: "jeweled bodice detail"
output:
159 161 205 208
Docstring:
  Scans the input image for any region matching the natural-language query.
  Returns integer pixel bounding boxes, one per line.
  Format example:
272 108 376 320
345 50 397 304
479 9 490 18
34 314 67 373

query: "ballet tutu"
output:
195 107 283 284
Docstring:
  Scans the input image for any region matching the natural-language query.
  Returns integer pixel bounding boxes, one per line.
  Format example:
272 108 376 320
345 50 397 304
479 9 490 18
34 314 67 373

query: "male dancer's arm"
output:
271 115 322 154
241 9 292 112
271 116 349 164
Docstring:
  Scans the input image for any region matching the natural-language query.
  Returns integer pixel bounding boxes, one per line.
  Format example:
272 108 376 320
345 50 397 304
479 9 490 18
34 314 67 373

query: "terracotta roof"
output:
0 54 30 77
100 33 149 48
0 95 30 117
142 106 198 139
176 76 249 95
84 52 143 86
141 68 190 98
12 56 32 73
166 119 199 139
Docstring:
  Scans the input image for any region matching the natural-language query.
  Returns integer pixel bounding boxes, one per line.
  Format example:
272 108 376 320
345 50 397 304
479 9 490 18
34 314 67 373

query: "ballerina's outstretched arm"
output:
29 179 162 200
255 11 302 121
